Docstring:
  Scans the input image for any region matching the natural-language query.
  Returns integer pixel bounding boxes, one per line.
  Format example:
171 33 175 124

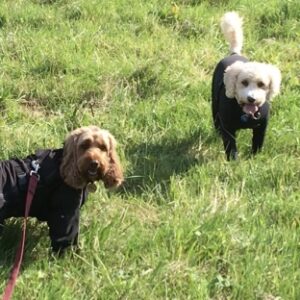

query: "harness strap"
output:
1 172 39 300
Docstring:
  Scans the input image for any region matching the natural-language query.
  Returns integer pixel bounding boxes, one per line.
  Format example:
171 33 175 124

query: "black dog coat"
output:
212 54 269 160
0 149 87 253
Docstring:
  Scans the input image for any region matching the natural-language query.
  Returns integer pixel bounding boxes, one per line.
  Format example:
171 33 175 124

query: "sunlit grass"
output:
0 0 300 299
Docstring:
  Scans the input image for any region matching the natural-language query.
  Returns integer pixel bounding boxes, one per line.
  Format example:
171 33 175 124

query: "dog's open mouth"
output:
243 103 258 115
86 170 103 183
242 104 260 119
88 169 98 177
86 167 102 180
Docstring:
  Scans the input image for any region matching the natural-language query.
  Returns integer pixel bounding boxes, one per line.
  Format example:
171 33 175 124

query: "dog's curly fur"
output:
221 12 281 109
224 61 281 105
60 125 123 189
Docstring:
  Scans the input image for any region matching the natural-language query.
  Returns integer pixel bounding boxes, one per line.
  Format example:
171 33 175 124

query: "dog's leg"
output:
221 129 238 160
48 207 80 255
252 121 267 155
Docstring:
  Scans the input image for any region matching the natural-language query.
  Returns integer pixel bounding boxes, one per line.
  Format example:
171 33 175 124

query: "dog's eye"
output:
241 80 249 87
80 141 91 150
257 81 265 88
99 144 107 151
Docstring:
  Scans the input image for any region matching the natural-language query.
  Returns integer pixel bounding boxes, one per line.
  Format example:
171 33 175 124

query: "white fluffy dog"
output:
212 12 281 160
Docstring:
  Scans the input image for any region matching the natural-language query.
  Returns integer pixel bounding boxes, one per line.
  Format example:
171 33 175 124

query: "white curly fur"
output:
221 12 281 106
223 61 245 99
224 61 281 106
221 11 243 55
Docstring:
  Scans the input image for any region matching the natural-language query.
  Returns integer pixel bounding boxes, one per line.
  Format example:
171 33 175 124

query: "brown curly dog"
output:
0 125 124 253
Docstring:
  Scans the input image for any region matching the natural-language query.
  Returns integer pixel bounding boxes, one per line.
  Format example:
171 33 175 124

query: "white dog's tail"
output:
220 12 243 55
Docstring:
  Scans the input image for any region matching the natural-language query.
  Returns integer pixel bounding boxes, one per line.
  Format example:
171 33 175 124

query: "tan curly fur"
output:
60 126 123 189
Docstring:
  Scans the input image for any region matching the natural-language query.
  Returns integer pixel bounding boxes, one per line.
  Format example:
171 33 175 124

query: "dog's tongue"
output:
243 104 258 115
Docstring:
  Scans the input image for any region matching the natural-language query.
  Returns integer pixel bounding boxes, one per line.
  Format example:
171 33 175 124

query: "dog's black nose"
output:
90 160 99 168
247 96 256 103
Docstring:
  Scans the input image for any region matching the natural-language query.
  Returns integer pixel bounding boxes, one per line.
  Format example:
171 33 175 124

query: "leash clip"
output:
30 160 40 180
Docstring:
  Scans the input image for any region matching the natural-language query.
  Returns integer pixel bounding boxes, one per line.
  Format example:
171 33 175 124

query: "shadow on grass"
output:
0 220 47 270
121 128 217 198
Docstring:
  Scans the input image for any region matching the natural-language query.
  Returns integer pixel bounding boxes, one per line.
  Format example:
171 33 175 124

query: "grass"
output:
0 0 300 299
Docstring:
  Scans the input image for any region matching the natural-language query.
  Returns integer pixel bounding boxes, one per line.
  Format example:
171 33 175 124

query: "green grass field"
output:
0 0 300 299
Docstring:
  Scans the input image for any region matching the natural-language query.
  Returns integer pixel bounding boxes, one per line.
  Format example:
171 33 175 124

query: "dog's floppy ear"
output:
60 127 85 188
223 61 245 98
267 65 281 101
102 132 124 189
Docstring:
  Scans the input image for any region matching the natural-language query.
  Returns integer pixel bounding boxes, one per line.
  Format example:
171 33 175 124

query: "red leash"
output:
2 168 39 300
